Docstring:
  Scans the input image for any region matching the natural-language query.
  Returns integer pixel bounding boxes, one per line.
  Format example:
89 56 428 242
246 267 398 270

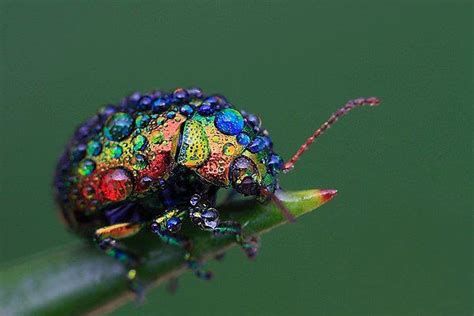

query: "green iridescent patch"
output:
132 135 148 152
86 140 102 156
106 145 123 159
104 113 134 141
135 114 151 128
150 131 165 144
132 154 148 170
78 159 96 176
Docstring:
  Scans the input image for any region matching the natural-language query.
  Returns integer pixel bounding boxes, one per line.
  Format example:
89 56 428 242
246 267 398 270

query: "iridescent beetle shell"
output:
54 88 283 236
54 87 380 290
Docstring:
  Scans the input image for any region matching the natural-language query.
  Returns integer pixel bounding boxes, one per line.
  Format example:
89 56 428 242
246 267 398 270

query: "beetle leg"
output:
150 209 213 280
93 223 144 296
240 234 260 259
188 196 260 259
214 221 260 259
94 222 143 265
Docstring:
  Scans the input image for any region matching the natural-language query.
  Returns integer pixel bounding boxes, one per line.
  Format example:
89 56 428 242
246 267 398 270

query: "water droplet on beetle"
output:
104 113 134 141
99 168 134 202
78 159 96 176
223 143 236 156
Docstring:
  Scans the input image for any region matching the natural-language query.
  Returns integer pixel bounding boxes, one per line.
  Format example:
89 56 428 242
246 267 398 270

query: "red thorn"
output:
320 189 338 203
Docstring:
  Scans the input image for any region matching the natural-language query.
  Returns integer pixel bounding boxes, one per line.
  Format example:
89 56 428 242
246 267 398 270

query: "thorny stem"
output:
0 189 336 316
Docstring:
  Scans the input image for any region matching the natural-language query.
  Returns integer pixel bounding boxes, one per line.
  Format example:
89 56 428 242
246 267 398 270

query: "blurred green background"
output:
1 0 471 315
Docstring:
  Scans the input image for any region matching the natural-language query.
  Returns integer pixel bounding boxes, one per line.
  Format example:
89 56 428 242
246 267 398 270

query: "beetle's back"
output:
54 93 190 234
54 88 281 236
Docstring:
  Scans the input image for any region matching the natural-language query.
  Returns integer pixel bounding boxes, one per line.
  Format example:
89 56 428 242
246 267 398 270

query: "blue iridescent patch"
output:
197 104 215 116
104 113 134 141
135 114 151 128
136 96 152 110
71 144 86 162
248 136 267 153
87 140 102 156
151 96 171 113
78 159 96 176
237 132 251 145
180 104 194 116
214 109 244 135
268 154 284 174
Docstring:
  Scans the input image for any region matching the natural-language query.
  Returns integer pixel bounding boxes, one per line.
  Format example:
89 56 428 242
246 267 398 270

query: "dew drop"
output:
151 131 165 144
214 109 244 135
223 143 236 156
81 185 95 199
237 132 251 146
132 135 148 152
156 117 166 126
87 140 102 156
132 154 148 170
71 144 87 162
248 136 267 153
99 168 134 202
106 144 123 159
139 176 154 189
104 113 134 141
180 104 194 117
78 159 96 176
135 114 151 128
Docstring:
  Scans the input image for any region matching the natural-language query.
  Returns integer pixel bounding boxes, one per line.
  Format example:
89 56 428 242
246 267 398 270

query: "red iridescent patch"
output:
99 168 134 202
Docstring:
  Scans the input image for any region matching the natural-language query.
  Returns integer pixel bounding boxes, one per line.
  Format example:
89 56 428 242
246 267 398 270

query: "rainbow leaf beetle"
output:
54 87 380 292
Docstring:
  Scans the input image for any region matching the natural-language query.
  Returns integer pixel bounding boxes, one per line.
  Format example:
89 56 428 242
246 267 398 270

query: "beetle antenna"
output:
261 188 296 223
282 97 380 172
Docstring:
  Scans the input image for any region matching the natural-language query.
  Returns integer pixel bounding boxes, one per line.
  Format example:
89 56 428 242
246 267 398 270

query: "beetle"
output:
54 87 379 291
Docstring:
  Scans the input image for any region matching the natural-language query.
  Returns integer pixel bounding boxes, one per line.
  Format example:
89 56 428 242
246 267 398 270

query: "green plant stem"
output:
0 189 335 316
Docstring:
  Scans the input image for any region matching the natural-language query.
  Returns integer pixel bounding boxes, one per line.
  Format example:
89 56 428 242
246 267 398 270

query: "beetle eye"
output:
230 156 260 196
